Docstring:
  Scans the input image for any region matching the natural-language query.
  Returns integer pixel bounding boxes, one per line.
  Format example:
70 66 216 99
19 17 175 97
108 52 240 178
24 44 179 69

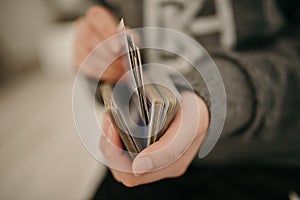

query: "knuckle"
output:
87 6 110 21
176 165 188 177
86 6 102 19
110 171 123 183
169 166 188 178
122 179 137 188
110 171 138 187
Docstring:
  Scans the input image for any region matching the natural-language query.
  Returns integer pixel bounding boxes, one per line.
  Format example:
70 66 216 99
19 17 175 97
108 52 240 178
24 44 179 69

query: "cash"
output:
99 20 180 159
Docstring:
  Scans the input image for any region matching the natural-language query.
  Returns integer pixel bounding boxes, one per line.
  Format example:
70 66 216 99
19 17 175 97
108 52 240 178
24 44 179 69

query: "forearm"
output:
182 34 300 163
214 35 300 141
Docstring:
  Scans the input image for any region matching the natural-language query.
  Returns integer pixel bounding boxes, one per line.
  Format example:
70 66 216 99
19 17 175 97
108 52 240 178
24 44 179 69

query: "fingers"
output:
85 6 124 55
102 112 112 134
86 6 118 42
132 92 207 174
81 53 125 81
108 135 205 187
100 58 125 82
74 6 124 81
74 19 91 69
101 113 123 150
100 113 132 172
75 18 102 51
99 94 209 187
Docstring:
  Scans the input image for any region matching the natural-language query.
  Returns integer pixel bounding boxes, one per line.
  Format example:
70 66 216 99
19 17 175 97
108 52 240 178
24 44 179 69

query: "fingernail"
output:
133 157 153 175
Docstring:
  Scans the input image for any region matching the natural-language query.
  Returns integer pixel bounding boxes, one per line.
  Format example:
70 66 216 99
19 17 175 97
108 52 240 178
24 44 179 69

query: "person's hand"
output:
73 5 125 82
100 91 209 187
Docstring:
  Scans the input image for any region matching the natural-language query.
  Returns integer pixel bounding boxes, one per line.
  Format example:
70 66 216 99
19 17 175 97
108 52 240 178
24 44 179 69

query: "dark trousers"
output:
93 164 300 200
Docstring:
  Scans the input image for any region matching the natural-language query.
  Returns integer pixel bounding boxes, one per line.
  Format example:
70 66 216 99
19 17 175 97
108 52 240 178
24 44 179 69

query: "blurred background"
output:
1 0 299 199
0 0 107 199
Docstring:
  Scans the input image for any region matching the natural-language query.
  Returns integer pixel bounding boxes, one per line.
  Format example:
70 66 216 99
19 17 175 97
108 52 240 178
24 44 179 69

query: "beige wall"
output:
0 0 52 70
0 0 90 72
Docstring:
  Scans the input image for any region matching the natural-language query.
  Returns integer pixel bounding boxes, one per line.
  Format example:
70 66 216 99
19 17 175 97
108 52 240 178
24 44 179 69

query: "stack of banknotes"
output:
99 20 181 158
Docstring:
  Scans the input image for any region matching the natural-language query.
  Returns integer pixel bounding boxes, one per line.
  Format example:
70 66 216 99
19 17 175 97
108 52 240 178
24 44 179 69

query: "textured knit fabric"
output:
92 0 300 199
95 0 300 165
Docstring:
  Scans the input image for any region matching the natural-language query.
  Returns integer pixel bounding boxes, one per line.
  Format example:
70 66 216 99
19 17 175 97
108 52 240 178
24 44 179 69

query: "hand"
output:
73 6 125 82
100 91 209 187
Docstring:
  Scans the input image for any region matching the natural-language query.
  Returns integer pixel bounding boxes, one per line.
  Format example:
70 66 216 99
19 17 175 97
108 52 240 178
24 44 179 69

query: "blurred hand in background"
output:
74 5 125 82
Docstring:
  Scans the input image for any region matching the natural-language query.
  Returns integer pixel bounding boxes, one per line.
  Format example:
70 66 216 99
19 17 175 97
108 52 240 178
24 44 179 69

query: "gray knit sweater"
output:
97 0 300 166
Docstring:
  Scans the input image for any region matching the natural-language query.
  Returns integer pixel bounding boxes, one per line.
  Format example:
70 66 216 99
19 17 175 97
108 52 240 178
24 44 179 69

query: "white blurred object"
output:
37 23 75 77
0 0 53 70
0 0 91 73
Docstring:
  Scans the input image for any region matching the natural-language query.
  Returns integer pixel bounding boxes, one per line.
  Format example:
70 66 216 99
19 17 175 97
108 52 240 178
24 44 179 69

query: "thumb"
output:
132 92 203 175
